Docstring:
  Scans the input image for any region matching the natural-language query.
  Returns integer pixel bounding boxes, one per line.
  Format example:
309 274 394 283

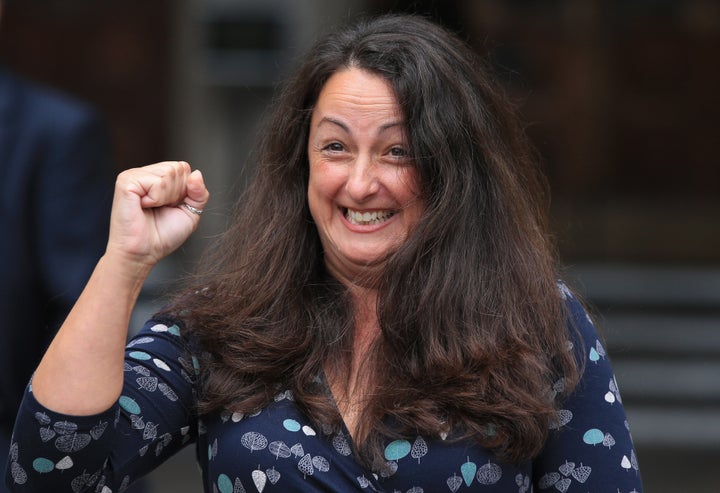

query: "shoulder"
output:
0 67 102 133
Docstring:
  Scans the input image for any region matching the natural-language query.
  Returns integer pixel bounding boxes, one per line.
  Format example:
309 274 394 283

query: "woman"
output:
5 14 643 493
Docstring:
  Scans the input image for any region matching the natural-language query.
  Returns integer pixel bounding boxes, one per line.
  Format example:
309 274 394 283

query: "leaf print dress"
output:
4 288 643 492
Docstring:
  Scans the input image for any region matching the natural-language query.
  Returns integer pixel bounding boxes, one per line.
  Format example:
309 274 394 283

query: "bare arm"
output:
31 161 209 415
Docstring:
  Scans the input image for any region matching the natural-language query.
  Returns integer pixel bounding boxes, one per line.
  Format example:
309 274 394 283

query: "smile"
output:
344 208 396 225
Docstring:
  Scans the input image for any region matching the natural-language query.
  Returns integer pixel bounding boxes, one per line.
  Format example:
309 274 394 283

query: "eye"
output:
323 142 345 153
388 146 408 159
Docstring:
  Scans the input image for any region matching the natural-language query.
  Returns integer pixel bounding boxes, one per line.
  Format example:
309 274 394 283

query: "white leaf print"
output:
232 412 244 423
150 323 169 332
101 487 112 493
312 455 330 472
595 340 606 358
298 454 314 478
516 473 530 493
53 420 78 435
302 425 317 436
139 444 149 456
555 478 571 492
380 460 398 478
130 414 145 430
161 432 173 446
274 390 294 401
158 382 178 401
70 470 94 493
55 433 92 453
39 427 56 442
631 450 639 471
119 475 131 492
602 433 616 449
332 433 352 456
90 421 108 440
609 377 618 393
234 477 247 493
407 487 424 493
446 474 462 492
621 455 632 471
153 358 171 371
9 442 18 462
604 391 616 404
55 456 74 470
11 462 27 485
290 443 304 458
558 461 574 477
571 463 591 483
549 409 573 430
137 376 158 391
34 412 51 426
241 432 268 452
269 441 291 459
609 377 623 403
127 336 155 347
477 461 502 485
410 436 428 463
143 422 159 440
266 467 281 485
357 475 370 488
132 365 151 377
252 469 267 492
538 472 560 489
210 438 218 459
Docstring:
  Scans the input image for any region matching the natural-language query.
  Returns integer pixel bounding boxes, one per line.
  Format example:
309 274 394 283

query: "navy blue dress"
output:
4 288 643 492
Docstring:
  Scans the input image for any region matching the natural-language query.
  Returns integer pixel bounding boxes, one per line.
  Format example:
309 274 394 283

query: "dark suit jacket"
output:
0 67 113 433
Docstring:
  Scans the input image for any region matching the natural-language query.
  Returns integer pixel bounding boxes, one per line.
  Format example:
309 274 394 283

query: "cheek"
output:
394 168 422 204
307 163 339 220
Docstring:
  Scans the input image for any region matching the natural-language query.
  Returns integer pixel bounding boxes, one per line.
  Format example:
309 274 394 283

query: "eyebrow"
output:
316 116 405 135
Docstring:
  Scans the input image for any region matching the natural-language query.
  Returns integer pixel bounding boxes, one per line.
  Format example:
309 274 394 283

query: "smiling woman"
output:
5 13 643 493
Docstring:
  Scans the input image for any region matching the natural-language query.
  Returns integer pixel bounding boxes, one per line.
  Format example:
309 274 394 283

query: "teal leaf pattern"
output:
384 440 411 461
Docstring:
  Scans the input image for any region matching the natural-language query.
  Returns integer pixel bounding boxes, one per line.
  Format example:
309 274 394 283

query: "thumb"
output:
183 169 210 211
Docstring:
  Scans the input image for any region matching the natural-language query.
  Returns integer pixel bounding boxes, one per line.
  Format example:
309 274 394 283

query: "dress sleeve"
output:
532 285 644 492
4 318 199 492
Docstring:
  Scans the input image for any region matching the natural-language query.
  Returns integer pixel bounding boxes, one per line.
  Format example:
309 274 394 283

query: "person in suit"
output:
0 62 114 482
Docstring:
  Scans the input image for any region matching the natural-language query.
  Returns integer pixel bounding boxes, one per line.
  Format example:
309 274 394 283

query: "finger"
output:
129 161 191 209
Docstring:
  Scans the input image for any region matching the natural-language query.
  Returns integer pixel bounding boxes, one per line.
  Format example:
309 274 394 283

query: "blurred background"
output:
1 0 718 491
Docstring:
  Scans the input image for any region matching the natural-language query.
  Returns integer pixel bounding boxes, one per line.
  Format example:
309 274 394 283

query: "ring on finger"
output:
180 202 203 215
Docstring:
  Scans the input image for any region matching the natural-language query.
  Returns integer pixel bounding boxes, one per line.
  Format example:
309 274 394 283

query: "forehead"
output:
311 68 402 127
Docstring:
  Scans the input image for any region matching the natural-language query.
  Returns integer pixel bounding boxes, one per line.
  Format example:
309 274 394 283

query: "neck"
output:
348 285 380 349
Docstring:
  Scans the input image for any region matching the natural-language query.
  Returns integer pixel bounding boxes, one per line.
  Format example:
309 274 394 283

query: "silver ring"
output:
180 202 203 215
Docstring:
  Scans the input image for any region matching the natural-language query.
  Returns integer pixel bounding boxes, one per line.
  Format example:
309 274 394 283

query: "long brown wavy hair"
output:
163 13 580 468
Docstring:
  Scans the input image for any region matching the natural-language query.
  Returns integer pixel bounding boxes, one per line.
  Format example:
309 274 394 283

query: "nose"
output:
345 153 379 201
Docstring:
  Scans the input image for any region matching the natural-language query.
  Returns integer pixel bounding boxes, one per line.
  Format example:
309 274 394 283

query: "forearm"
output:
31 253 153 415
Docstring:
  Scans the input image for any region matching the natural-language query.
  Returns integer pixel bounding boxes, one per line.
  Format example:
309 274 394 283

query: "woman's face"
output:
307 67 423 283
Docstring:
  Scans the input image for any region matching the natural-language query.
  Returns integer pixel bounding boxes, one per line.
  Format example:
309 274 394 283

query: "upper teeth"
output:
346 209 394 225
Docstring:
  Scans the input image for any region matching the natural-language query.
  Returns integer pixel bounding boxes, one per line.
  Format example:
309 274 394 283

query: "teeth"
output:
345 209 395 225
